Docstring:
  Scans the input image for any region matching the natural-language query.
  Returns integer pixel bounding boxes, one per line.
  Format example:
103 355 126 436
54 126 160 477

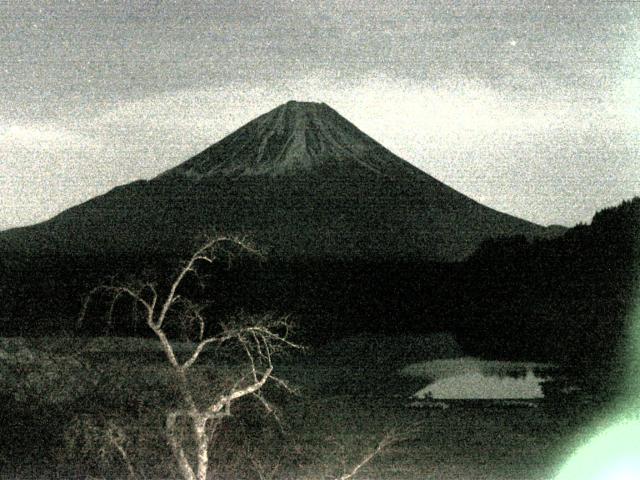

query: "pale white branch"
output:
335 428 419 480
252 391 286 434
181 336 221 370
269 373 300 396
105 421 137 480
207 366 274 415
166 412 196 480
155 235 252 330
79 284 154 330
336 436 391 480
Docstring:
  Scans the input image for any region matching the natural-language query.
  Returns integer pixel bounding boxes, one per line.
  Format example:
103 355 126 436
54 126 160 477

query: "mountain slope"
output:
157 100 426 179
1 101 560 262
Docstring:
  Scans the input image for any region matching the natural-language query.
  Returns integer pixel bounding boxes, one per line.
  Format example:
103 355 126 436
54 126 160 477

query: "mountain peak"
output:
259 100 339 137
276 100 333 116
156 101 420 180
282 99 329 109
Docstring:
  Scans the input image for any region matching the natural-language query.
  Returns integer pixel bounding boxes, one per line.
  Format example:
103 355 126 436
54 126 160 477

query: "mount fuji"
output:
1 101 560 262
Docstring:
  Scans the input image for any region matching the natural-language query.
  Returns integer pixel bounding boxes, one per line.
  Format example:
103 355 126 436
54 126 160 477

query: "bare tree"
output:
80 235 300 480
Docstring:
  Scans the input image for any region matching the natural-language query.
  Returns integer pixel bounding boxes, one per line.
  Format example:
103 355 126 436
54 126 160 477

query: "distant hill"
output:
451 197 639 392
0 101 560 263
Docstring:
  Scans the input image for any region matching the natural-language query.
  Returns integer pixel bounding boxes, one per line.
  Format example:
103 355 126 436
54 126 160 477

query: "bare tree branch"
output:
166 412 197 480
79 285 154 329
336 434 395 480
207 366 274 415
269 373 300 396
104 421 137 480
181 336 223 371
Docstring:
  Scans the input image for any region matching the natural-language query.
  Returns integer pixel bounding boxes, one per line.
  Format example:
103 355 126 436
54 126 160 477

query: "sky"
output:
0 0 638 230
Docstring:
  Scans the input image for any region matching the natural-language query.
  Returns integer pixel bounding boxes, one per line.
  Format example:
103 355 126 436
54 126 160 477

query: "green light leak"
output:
555 281 640 479
555 419 640 480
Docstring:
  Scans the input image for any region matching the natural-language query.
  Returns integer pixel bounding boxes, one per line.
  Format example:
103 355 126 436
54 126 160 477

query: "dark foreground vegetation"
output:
0 336 613 480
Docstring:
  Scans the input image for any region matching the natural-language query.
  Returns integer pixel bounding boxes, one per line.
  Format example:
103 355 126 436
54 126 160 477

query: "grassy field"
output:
0 336 611 479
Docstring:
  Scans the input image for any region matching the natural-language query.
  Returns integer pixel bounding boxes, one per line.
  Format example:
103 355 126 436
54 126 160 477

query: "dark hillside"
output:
451 197 639 389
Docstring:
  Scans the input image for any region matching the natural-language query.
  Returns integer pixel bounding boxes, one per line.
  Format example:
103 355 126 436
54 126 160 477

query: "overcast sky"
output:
1 0 638 229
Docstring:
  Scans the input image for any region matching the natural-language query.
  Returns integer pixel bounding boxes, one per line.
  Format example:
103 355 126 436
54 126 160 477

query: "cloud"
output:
83 74 639 196
84 75 602 151
0 123 101 153
0 122 110 230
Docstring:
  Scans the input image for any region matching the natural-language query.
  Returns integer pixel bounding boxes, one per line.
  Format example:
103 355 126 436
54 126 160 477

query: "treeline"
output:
0 249 458 338
453 197 639 379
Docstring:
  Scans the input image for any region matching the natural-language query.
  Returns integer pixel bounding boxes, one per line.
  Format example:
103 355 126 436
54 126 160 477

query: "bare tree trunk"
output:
167 412 197 480
194 415 210 480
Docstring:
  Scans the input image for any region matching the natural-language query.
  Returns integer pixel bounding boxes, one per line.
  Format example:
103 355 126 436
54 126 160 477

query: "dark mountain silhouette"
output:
1 101 560 263
449 197 639 395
